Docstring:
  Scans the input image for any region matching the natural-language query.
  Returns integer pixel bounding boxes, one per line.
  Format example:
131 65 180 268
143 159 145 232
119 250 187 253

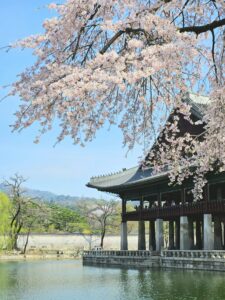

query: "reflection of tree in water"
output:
119 268 225 300
0 262 19 296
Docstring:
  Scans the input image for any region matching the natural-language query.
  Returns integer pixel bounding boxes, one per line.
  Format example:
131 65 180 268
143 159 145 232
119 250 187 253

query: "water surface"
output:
0 260 225 300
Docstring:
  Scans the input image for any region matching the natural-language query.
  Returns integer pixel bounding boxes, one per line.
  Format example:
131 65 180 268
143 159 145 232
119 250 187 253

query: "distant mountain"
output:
0 183 98 207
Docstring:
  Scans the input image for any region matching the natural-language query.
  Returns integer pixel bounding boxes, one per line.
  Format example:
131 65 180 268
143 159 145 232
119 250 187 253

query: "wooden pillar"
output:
155 219 164 252
169 221 175 250
180 216 191 250
149 220 156 251
120 222 128 250
203 214 213 250
196 220 202 249
138 197 145 250
138 221 146 250
122 198 126 215
181 188 185 204
204 183 209 201
217 186 222 201
223 222 225 250
180 188 191 250
215 186 222 250
158 193 162 207
175 219 180 249
188 219 194 250
214 217 223 250
121 198 128 250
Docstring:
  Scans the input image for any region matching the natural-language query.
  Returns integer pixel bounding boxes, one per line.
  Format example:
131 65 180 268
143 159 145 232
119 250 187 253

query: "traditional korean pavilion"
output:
87 93 225 252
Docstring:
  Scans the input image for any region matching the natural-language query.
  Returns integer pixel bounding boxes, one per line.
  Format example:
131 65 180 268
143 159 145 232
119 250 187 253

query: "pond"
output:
0 260 225 300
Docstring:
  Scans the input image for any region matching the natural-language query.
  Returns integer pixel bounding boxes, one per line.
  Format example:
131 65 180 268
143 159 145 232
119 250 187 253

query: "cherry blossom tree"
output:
7 1 225 198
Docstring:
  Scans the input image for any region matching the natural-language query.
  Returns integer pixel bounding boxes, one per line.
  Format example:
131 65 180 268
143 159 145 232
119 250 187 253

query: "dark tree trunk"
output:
22 228 31 254
100 228 106 248
10 222 23 251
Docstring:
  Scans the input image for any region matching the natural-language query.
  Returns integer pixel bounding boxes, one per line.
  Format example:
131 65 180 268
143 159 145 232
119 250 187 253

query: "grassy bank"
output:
0 249 81 261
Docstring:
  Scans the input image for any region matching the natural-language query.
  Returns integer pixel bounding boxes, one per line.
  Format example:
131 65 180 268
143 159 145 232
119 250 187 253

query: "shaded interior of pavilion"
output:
120 182 225 252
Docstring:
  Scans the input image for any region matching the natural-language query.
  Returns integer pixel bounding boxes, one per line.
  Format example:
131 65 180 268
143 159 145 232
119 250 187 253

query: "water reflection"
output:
118 267 225 300
0 261 225 300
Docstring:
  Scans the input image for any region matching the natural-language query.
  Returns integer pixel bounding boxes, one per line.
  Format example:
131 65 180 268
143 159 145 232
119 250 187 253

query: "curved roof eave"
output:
87 170 168 193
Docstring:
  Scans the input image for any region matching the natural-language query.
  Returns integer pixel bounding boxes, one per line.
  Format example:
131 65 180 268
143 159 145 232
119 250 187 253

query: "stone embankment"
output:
83 250 225 272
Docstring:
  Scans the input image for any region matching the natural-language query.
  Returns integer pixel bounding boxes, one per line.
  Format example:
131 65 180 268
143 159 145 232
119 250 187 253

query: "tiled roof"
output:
87 166 167 190
87 93 209 191
187 92 209 119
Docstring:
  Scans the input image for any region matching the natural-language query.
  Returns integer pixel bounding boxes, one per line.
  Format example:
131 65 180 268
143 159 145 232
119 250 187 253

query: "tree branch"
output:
179 18 225 34
100 28 150 54
211 29 218 83
71 4 101 60
99 18 225 56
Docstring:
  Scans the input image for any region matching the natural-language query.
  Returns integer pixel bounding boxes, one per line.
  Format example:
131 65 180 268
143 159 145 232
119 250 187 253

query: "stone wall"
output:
83 255 160 268
161 257 225 271
17 234 141 251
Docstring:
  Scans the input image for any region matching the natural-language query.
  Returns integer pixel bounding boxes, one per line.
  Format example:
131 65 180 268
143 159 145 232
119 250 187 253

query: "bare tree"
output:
21 201 49 254
81 233 99 251
77 200 119 249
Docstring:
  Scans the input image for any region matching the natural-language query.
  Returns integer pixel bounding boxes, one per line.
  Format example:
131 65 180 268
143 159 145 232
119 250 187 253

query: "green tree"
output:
0 193 11 250
48 204 88 233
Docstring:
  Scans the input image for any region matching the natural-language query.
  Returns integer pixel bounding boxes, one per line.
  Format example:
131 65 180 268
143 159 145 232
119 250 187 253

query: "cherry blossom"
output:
8 0 225 199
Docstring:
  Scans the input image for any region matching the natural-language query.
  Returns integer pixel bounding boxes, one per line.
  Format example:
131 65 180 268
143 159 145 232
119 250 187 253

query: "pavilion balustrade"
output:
83 250 154 257
124 200 225 221
83 249 225 260
162 250 225 259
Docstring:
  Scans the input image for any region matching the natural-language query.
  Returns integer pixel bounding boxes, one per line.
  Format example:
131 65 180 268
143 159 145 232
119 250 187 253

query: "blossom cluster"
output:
10 0 225 199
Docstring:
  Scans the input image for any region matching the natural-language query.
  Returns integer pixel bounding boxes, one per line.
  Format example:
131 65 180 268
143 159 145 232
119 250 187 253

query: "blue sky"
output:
0 0 142 198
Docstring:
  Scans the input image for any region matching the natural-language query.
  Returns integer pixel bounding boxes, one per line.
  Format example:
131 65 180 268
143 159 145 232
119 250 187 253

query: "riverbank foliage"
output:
0 189 123 251
0 194 115 233
0 193 11 250
0 174 140 251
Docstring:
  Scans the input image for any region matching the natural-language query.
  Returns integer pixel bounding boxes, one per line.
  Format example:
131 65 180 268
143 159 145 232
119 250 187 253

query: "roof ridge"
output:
90 165 139 181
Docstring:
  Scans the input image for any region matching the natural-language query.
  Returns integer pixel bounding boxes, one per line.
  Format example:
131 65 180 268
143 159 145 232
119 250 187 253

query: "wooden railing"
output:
83 250 153 257
124 200 225 221
162 250 225 259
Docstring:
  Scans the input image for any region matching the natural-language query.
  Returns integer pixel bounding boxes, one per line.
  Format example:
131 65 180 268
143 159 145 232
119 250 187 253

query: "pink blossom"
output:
7 0 225 199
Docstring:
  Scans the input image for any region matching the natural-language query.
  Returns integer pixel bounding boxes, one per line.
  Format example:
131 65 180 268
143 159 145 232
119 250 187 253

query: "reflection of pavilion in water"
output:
118 268 225 300
87 93 225 252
